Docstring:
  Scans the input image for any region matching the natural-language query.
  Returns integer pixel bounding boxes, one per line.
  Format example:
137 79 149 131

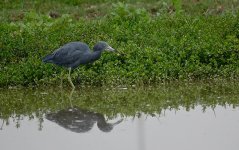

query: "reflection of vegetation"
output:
1 1 239 86
0 82 238 129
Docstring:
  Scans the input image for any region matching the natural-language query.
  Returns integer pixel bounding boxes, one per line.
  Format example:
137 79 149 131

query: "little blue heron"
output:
42 41 115 88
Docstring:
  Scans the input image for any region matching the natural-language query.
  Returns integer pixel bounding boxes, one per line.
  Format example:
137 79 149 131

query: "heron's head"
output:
93 41 115 52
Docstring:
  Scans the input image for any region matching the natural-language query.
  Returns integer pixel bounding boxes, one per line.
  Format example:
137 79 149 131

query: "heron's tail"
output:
42 54 54 63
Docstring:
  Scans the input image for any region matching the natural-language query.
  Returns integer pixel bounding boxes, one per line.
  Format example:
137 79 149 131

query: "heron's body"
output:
42 41 115 88
43 42 102 69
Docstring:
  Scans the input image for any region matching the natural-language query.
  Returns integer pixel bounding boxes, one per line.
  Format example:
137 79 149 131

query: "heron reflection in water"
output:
46 107 123 133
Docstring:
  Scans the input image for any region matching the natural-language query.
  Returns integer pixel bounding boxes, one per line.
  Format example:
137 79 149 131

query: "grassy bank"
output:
0 1 239 87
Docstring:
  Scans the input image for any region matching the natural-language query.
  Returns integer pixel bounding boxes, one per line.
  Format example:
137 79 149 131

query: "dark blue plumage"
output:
42 41 115 88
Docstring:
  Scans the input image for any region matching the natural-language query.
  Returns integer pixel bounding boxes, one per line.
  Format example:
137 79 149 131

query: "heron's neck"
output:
90 51 102 62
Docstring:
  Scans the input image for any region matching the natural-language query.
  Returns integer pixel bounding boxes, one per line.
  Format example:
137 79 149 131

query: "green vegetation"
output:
0 0 239 87
0 82 239 129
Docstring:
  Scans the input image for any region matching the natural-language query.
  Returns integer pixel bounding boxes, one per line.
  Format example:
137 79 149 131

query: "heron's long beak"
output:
106 45 125 56
106 45 115 52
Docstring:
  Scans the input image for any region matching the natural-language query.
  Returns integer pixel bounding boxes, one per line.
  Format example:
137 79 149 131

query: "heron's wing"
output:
51 42 90 66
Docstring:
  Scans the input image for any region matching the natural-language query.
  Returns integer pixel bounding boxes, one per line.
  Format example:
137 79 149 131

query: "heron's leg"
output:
68 88 75 108
67 68 75 89
60 71 64 88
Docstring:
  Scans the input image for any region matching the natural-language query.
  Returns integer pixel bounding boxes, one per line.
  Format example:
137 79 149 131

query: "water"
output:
0 82 239 150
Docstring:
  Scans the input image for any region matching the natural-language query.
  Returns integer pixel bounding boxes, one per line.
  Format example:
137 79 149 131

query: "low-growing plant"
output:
0 3 239 87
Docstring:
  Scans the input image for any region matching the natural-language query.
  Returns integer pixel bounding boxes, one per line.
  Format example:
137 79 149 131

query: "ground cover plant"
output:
0 0 239 87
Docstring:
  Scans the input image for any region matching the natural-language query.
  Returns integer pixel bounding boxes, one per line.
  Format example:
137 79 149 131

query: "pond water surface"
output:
0 82 239 150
